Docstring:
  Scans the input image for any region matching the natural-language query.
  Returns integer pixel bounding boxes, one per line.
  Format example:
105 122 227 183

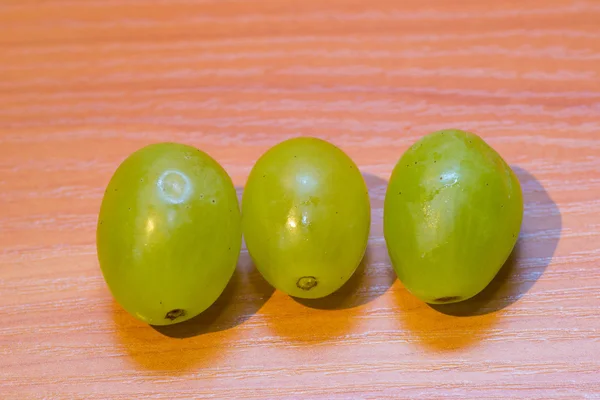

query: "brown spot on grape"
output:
297 276 318 291
434 296 462 303
165 309 186 321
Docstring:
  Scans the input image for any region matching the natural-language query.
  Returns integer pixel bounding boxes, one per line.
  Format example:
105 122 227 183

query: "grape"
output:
242 137 370 299
96 143 241 325
384 129 523 304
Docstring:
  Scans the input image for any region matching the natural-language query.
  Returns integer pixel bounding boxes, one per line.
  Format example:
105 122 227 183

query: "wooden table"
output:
1 1 599 398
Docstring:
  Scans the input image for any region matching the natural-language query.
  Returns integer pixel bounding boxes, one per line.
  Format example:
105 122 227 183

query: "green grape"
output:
96 143 241 325
384 129 523 304
242 137 370 299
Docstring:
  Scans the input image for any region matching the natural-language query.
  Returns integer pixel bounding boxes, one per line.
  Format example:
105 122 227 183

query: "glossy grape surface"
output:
97 143 241 325
242 137 371 299
384 130 523 304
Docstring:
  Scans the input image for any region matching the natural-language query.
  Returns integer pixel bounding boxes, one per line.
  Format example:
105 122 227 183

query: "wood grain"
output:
1 0 599 398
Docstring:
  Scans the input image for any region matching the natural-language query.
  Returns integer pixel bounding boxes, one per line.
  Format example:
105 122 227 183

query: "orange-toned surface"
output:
1 1 599 398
